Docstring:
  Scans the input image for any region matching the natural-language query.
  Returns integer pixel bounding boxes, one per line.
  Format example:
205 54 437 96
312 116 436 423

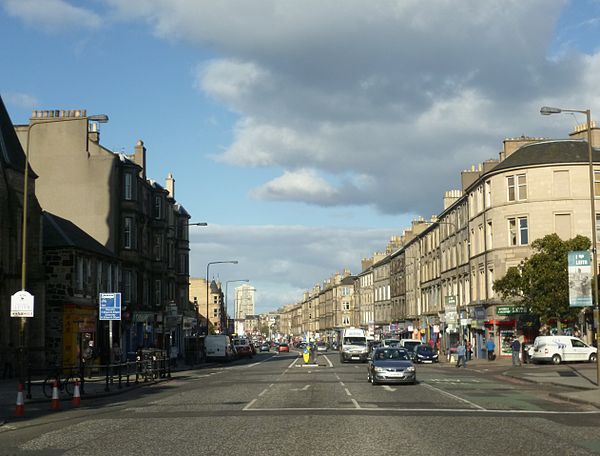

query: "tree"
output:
493 233 591 326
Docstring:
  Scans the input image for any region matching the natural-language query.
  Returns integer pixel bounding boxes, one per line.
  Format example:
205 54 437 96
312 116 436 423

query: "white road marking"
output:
344 388 352 396
351 399 360 409
421 382 486 410
243 398 258 411
383 385 397 392
340 382 346 387
288 357 300 369
322 355 334 368
258 389 269 397
290 385 311 392
335 374 340 380
241 406 600 415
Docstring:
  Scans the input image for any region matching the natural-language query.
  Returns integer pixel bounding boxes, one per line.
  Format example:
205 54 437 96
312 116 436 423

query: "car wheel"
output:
590 353 597 363
551 354 562 365
371 376 377 385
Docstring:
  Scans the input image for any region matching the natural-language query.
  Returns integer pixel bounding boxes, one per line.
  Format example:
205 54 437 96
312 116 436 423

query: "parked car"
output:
383 338 401 347
278 343 290 353
400 339 422 360
530 336 597 364
413 344 439 363
259 343 270 352
316 342 328 352
367 347 416 385
232 338 253 358
204 335 235 362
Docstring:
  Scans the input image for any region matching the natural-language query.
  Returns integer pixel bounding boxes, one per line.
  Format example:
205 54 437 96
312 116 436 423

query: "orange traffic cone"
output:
72 381 81 407
15 383 25 417
51 380 60 410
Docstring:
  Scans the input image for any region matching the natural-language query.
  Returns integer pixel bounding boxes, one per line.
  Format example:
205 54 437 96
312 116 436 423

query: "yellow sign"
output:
303 350 310 363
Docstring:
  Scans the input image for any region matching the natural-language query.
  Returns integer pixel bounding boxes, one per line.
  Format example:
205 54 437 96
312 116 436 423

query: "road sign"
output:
99 293 121 320
11 291 34 317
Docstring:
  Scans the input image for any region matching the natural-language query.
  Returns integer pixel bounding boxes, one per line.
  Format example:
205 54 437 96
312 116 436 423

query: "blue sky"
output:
2 0 600 313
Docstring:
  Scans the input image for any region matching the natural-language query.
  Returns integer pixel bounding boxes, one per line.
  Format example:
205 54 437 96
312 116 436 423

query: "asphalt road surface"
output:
1 351 600 455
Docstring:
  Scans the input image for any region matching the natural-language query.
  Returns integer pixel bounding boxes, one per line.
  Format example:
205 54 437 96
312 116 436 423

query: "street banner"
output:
568 251 592 307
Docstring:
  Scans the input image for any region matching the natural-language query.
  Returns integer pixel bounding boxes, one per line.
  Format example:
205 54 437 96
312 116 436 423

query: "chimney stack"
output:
165 173 175 199
133 140 146 179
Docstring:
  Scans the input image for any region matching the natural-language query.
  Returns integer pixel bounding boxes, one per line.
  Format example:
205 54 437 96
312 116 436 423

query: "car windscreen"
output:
416 345 433 353
403 342 420 351
374 349 409 360
343 337 366 346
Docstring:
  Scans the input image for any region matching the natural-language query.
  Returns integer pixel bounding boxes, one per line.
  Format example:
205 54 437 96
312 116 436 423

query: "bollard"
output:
15 383 25 417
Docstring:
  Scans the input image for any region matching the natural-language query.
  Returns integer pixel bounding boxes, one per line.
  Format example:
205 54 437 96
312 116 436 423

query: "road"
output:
1 350 600 455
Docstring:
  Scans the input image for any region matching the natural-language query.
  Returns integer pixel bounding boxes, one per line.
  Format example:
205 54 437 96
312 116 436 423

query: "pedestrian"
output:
83 341 95 378
466 340 472 361
511 337 521 366
486 338 496 361
455 341 467 368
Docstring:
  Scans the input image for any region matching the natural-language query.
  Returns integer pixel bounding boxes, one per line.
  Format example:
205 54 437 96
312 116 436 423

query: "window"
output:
213 308 219 317
484 180 491 208
597 213 600 241
154 279 161 307
508 216 529 246
486 221 493 250
342 316 350 325
123 217 135 249
123 270 132 303
75 256 84 291
507 174 527 201
153 234 162 261
595 171 600 197
343 301 350 311
124 173 133 200
154 196 162 219
555 213 572 240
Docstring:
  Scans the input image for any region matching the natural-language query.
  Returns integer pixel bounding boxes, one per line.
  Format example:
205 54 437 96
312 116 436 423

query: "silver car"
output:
367 347 416 385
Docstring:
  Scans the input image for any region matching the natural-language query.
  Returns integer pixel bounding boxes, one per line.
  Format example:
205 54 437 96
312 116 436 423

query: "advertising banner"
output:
568 251 592 307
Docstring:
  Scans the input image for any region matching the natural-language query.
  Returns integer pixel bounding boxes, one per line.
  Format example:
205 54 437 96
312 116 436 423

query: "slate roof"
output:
490 139 600 174
0 94 33 174
43 212 115 258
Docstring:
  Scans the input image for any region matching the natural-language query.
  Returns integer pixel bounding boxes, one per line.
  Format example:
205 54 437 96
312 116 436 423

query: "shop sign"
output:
11 291 34 318
496 305 526 315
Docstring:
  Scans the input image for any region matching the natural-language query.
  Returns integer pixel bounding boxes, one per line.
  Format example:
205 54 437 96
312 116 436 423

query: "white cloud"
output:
3 0 102 31
4 92 39 109
251 169 339 204
107 0 597 216
189 223 400 311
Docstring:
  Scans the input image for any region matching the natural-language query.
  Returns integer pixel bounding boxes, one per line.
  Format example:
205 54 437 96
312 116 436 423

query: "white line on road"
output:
323 355 334 368
344 388 352 396
421 382 486 410
241 406 600 415
288 357 300 369
258 389 269 397
243 399 258 411
340 382 346 387
351 399 361 409
335 374 340 380
383 385 397 392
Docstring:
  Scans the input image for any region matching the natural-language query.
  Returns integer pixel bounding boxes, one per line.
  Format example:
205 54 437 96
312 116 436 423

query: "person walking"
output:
511 337 521 366
455 341 467 368
486 338 496 361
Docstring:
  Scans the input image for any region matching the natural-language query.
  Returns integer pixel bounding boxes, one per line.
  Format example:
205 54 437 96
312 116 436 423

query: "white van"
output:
530 336 597 364
204 335 235 361
340 328 369 363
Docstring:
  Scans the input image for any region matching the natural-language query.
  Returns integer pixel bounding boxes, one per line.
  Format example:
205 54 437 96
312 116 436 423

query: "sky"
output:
2 0 600 314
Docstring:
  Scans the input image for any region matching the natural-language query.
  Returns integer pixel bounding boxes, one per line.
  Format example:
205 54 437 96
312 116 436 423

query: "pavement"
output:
2 354 600 422
439 353 600 407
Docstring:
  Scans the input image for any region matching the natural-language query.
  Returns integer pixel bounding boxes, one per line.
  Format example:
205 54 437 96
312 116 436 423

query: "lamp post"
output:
18 113 108 388
541 106 600 386
206 261 238 335
225 279 249 334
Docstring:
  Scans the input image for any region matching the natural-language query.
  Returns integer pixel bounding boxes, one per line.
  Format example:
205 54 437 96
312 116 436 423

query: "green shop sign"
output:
496 305 526 315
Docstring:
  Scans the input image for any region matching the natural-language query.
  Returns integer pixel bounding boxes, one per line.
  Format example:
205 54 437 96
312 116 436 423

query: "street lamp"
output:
19 113 108 388
206 261 238 335
541 106 600 386
225 279 249 334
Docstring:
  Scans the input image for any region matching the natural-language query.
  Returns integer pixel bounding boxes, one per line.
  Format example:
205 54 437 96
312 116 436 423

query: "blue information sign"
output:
99 292 122 320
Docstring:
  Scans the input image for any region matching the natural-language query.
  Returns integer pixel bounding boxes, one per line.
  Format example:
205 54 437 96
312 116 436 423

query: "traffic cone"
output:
15 384 25 417
72 381 81 407
51 380 60 410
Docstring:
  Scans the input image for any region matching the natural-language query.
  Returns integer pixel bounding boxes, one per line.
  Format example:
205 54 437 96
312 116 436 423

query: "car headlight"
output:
432 354 438 358
374 366 386 372
417 354 424 358
405 366 415 372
